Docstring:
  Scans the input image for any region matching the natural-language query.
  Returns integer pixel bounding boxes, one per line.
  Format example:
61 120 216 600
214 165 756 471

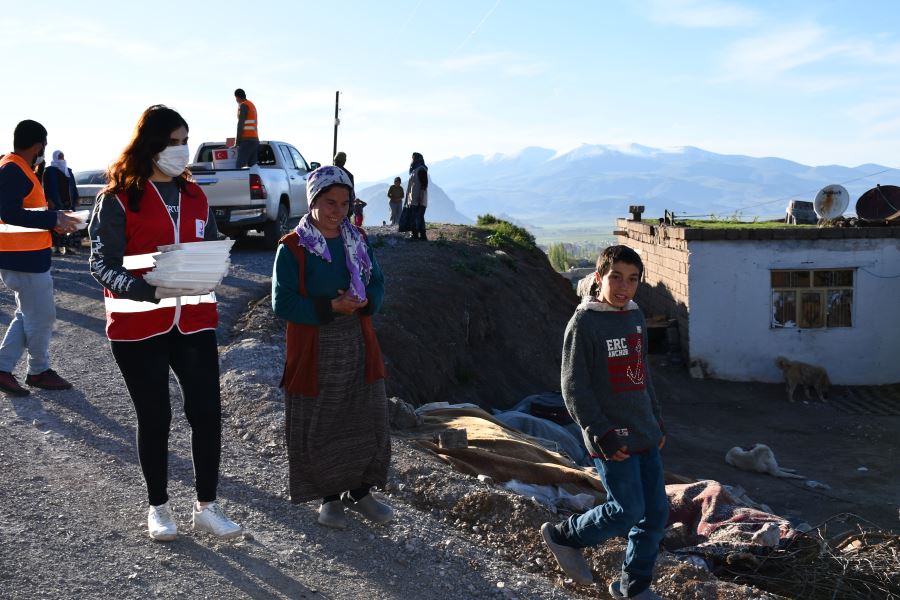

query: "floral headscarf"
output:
294 166 371 301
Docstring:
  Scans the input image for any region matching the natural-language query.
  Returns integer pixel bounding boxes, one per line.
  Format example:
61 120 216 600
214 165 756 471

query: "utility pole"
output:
332 91 340 162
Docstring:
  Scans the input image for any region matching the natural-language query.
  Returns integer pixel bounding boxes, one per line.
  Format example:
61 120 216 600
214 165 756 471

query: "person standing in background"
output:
42 150 80 255
352 198 367 228
387 177 403 227
0 120 79 397
333 151 355 189
232 88 259 168
405 152 429 240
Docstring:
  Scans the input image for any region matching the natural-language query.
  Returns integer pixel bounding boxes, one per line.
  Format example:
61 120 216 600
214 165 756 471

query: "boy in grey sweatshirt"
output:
540 245 668 600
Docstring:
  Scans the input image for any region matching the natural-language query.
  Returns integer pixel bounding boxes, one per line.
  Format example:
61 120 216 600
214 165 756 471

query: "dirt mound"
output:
370 224 577 408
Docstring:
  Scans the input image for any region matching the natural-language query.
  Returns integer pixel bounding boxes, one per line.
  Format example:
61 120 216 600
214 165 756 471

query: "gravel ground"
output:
0 234 773 599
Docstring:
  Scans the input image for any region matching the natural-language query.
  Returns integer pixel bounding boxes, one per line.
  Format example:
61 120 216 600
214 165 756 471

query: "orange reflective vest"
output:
238 99 258 139
0 153 53 252
103 181 218 342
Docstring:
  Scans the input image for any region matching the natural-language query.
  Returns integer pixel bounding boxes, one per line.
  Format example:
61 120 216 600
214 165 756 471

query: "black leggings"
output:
111 329 221 506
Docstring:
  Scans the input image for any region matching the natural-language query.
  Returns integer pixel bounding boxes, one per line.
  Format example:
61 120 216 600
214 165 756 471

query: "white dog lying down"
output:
725 444 805 479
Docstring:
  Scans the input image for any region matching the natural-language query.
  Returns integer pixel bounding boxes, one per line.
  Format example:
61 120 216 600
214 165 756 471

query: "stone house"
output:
615 219 900 385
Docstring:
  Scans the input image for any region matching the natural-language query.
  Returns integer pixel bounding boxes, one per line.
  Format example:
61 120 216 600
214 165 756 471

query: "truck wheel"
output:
263 203 289 249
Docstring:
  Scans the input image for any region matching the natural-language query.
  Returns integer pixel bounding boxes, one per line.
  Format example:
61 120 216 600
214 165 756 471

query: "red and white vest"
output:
104 181 218 342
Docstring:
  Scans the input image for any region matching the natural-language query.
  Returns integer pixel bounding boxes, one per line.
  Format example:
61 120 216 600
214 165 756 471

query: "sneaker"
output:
148 502 177 542
318 500 348 529
0 371 29 397
25 369 73 391
192 501 242 539
341 491 393 524
540 522 593 585
609 580 666 600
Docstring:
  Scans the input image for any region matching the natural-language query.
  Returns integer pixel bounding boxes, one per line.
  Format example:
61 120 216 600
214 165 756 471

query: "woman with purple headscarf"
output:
272 166 392 529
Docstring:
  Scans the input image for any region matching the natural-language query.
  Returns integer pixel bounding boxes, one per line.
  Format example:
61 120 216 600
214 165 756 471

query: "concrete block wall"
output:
615 219 691 357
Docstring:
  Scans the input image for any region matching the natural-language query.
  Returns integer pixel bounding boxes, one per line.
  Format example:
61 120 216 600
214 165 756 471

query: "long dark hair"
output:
105 105 192 211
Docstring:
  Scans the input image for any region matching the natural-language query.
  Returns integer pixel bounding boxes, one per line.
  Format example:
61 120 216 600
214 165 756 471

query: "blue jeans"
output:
557 448 668 597
0 269 56 375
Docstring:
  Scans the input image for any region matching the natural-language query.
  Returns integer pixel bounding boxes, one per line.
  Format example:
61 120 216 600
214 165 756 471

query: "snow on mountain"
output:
420 144 898 225
357 145 897 228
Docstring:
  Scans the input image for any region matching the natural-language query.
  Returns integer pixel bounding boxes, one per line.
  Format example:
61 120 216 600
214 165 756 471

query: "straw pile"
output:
718 515 899 599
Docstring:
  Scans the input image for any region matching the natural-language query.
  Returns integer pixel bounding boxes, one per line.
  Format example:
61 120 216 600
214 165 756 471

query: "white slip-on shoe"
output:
340 492 394 524
192 501 242 539
318 500 349 529
148 502 177 542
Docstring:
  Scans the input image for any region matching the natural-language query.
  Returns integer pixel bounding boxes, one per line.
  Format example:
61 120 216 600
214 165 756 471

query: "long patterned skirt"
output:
284 315 390 503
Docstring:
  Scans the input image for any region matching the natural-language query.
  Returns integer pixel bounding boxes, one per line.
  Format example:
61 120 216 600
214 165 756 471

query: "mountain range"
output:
356 144 897 229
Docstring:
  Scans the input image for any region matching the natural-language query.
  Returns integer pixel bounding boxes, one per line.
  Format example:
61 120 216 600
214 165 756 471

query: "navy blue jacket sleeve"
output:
0 163 59 230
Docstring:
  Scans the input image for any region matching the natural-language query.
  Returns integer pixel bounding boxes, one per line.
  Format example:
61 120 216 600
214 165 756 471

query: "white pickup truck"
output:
189 141 320 248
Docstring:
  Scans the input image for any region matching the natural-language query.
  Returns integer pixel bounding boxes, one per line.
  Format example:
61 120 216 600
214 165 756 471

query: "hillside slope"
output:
370 224 578 408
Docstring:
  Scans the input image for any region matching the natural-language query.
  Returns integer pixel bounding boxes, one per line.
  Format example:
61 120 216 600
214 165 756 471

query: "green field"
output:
531 223 618 246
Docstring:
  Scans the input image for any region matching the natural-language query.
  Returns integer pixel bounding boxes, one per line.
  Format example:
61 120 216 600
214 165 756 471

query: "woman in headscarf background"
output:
272 165 392 530
405 152 428 240
42 150 80 254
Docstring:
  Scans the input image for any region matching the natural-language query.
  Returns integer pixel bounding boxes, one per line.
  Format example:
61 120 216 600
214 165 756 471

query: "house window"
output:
771 269 854 329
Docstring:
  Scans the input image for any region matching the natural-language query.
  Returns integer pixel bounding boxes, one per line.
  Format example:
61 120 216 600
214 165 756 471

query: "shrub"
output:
547 242 573 271
476 214 535 250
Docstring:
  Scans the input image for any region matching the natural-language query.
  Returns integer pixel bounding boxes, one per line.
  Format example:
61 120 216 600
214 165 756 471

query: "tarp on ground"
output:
413 407 606 503
492 410 589 466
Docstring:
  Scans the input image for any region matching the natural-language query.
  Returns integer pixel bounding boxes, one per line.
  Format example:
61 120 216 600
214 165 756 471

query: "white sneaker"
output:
192 501 242 539
148 502 177 542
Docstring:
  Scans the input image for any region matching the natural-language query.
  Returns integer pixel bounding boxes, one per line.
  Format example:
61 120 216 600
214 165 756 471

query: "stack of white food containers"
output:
143 239 234 290
71 210 91 230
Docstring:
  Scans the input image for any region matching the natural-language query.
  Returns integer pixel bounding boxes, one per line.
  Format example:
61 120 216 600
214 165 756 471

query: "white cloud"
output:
646 0 759 28
721 23 900 83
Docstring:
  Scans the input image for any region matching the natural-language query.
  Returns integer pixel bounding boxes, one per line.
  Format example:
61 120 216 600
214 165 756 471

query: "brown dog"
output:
775 356 829 403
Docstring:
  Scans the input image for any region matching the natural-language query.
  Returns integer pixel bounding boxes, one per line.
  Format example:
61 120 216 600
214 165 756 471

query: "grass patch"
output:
680 219 817 229
476 214 536 250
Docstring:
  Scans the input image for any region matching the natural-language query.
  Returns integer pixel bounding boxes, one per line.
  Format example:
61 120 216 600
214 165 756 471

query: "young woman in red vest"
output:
87 105 241 541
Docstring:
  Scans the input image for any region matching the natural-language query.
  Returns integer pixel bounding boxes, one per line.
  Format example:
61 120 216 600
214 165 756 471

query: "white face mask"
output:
155 144 190 177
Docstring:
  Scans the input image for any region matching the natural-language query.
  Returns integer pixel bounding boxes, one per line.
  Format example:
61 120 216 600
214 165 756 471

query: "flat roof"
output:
616 219 900 241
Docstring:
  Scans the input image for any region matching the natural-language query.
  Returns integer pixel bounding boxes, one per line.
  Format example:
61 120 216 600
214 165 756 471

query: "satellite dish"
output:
814 184 849 220
856 184 900 222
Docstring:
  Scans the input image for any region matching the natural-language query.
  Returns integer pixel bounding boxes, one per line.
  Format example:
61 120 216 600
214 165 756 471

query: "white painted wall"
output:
687 238 900 385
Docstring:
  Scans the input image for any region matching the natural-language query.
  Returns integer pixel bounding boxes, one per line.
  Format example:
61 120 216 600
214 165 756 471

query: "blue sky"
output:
3 0 899 180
